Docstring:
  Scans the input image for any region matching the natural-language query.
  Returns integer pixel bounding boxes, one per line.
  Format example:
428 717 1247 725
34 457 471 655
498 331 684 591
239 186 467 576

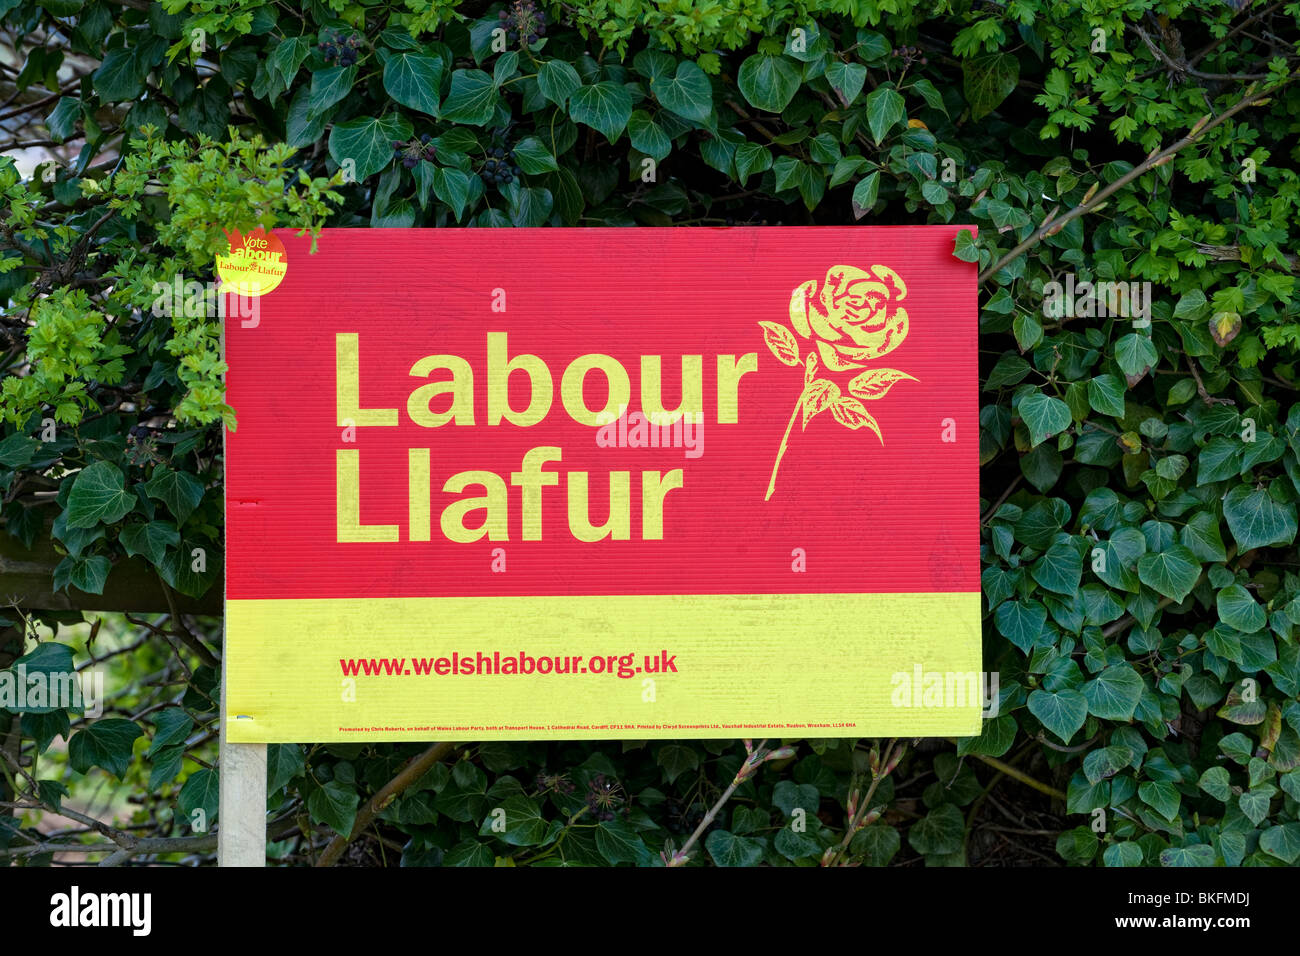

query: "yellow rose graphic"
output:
759 264 917 500
789 265 909 372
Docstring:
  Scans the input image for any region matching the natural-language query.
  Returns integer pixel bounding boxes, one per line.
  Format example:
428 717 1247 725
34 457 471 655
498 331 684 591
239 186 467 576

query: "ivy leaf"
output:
963 53 1018 119
505 184 553 227
851 171 880 219
1018 391 1071 447
1139 780 1181 821
511 136 559 174
734 142 771 185
1180 510 1228 562
1198 766 1233 801
995 599 1049 653
67 554 111 594
655 744 699 783
1259 823 1300 863
66 461 135 529
307 65 356 118
772 780 820 816
329 114 413 180
1104 842 1145 867
1237 787 1272 826
1209 311 1242 347
1115 333 1158 378
1027 687 1087 743
438 69 498 126
1082 664 1143 720
159 537 221 599
736 54 799 113
537 59 581 108
0 433 37 468
143 467 205 526
628 111 672 162
774 823 821 860
94 48 147 101
911 77 950 116
1094 527 1146 593
178 768 219 825
478 795 548 845
267 743 306 793
824 61 866 107
1087 374 1126 417
46 96 80 142
1031 539 1082 595
68 718 143 779
267 36 310 88
432 166 473 220
1217 583 1266 633
1136 545 1201 602
1159 844 1216 866
704 829 766 866
1083 745 1134 783
568 83 633 142
956 713 1017 757
286 86 327 148
147 708 193 756
863 86 906 145
1223 484 1298 551
120 520 181 566
444 840 494 866
10 642 74 715
382 53 442 116
649 59 712 121
908 803 964 855
594 818 651 864
953 228 979 262
308 779 360 837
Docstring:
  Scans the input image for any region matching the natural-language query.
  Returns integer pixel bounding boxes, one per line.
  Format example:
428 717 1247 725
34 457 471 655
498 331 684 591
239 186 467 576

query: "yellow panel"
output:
225 592 984 742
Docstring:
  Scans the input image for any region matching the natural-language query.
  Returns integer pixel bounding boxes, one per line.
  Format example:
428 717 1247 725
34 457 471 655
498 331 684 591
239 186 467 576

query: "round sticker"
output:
216 227 287 297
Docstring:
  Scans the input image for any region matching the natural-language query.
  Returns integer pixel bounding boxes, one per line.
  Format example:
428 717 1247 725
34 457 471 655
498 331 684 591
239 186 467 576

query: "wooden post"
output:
218 620 266 866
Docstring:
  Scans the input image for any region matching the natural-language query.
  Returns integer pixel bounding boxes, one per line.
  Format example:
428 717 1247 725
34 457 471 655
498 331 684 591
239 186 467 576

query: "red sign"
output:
224 226 982 741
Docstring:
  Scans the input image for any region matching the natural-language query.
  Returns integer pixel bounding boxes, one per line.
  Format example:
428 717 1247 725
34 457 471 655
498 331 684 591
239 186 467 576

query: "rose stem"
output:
765 387 807 501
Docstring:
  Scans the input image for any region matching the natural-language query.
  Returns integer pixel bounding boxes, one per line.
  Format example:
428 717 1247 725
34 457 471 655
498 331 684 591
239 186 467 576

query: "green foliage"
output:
2 0 1300 866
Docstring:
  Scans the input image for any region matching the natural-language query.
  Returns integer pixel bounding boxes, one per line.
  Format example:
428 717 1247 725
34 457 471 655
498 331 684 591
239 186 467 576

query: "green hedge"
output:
1 0 1299 866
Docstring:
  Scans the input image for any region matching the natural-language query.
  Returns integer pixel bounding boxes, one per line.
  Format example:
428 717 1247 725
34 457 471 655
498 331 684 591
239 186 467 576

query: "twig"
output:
666 738 792 866
980 475 1023 526
315 741 455 866
1184 351 1235 406
822 738 906 866
960 750 1065 800
978 74 1297 285
157 575 221 669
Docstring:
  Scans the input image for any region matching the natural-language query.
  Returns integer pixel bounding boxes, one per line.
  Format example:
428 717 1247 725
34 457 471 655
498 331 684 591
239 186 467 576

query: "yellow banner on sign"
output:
225 593 984 742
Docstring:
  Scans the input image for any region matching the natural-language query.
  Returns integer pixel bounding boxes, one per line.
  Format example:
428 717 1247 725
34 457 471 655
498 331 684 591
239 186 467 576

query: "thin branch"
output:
315 741 456 867
978 75 1297 286
962 751 1065 800
157 575 221 668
